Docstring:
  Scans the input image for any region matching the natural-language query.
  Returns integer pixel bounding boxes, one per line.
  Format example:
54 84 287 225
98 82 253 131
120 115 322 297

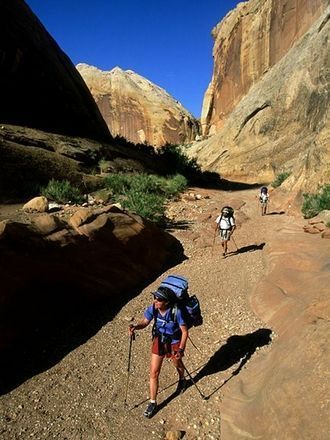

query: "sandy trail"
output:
0 187 291 439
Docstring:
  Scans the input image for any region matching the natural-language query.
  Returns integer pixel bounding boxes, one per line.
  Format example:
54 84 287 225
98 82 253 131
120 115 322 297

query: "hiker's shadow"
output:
267 211 285 216
230 243 265 256
190 328 272 397
140 328 272 415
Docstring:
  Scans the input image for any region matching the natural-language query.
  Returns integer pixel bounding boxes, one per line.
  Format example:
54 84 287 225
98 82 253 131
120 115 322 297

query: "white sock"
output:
150 399 156 404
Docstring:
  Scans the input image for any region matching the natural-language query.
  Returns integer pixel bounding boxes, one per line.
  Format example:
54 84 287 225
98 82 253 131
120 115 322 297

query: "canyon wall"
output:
77 64 200 148
202 0 327 135
190 2 329 191
0 0 110 141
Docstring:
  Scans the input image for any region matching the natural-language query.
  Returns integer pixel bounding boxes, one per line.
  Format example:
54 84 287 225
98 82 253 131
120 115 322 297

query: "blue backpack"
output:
157 275 203 329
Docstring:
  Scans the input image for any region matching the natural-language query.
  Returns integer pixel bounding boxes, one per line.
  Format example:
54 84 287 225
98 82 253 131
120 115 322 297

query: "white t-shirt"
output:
260 193 269 202
215 215 235 230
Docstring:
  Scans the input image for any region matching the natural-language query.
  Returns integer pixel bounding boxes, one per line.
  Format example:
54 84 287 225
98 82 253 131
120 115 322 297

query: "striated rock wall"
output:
190 7 329 192
77 64 200 148
0 0 110 141
221 220 330 439
201 0 328 135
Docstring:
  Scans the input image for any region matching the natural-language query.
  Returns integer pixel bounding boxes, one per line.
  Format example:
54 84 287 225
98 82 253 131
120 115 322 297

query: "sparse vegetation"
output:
157 144 201 180
41 179 84 204
271 171 291 188
99 159 112 174
301 184 330 218
103 173 187 222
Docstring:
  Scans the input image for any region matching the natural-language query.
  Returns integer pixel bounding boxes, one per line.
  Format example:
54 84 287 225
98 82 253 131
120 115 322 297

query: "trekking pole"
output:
211 228 217 255
231 235 239 251
124 332 135 407
188 335 202 354
182 363 207 400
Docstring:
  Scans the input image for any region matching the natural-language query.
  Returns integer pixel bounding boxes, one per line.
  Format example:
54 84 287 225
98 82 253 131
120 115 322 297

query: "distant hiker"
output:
258 186 270 216
215 206 236 256
129 286 189 418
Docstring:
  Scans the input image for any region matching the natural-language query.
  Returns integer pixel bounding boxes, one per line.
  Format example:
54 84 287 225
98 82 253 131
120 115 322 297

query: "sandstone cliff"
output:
190 2 329 192
201 0 328 135
0 0 110 141
77 64 200 148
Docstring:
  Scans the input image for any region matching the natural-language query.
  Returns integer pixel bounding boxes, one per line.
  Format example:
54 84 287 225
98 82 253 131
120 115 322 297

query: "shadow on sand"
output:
226 243 265 257
138 328 273 415
189 328 273 399
266 211 286 215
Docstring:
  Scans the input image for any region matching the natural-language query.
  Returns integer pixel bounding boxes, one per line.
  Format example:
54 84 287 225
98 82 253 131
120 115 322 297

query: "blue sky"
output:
25 0 242 118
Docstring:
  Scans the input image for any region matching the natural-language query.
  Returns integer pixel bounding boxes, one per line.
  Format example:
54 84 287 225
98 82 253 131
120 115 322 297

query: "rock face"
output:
0 0 110 141
191 0 329 192
0 124 165 202
221 221 330 439
0 205 184 391
201 0 328 135
77 64 200 147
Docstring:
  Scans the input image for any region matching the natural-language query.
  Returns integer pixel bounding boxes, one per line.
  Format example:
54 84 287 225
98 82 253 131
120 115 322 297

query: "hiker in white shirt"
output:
215 207 236 256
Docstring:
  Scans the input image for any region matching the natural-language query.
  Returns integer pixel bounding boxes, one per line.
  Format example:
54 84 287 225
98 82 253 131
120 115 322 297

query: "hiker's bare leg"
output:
223 239 228 254
172 357 185 379
150 353 164 401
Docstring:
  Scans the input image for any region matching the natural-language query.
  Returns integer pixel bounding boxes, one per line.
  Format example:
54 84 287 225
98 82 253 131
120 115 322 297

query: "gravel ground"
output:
0 187 287 440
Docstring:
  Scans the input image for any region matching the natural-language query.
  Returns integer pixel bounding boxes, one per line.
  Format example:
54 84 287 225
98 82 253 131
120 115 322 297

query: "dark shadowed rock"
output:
0 207 184 392
0 0 110 141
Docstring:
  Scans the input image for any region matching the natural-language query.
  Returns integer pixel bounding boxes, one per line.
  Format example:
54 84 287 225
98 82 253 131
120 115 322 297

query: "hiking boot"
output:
143 402 157 418
176 378 187 394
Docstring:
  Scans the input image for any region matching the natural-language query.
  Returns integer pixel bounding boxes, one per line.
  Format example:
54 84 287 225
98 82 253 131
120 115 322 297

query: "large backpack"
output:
155 275 203 329
221 206 234 218
218 206 235 229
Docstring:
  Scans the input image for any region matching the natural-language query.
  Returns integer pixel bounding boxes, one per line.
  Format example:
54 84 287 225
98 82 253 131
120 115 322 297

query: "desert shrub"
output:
103 173 187 222
102 174 131 193
41 179 84 204
301 184 330 218
157 144 202 180
99 159 112 174
161 174 187 196
120 192 165 221
271 171 291 188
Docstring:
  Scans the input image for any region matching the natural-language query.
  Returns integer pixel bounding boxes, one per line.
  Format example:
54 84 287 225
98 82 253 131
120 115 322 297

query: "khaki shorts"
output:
220 229 231 241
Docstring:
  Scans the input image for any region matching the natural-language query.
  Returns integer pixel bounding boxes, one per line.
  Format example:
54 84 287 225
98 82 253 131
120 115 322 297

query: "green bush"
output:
301 184 330 218
121 192 165 221
158 144 202 179
41 179 84 204
103 173 187 222
271 171 291 188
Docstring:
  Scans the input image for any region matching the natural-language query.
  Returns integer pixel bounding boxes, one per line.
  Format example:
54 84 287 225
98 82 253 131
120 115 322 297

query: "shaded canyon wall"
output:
0 0 110 141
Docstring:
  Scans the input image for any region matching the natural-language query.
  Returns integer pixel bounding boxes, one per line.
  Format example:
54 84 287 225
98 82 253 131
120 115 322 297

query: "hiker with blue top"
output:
129 285 189 418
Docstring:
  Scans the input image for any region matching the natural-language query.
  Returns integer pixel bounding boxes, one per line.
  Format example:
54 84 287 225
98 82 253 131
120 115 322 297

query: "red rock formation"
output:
190 2 329 192
0 0 110 141
221 223 330 439
77 64 200 147
202 0 327 135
